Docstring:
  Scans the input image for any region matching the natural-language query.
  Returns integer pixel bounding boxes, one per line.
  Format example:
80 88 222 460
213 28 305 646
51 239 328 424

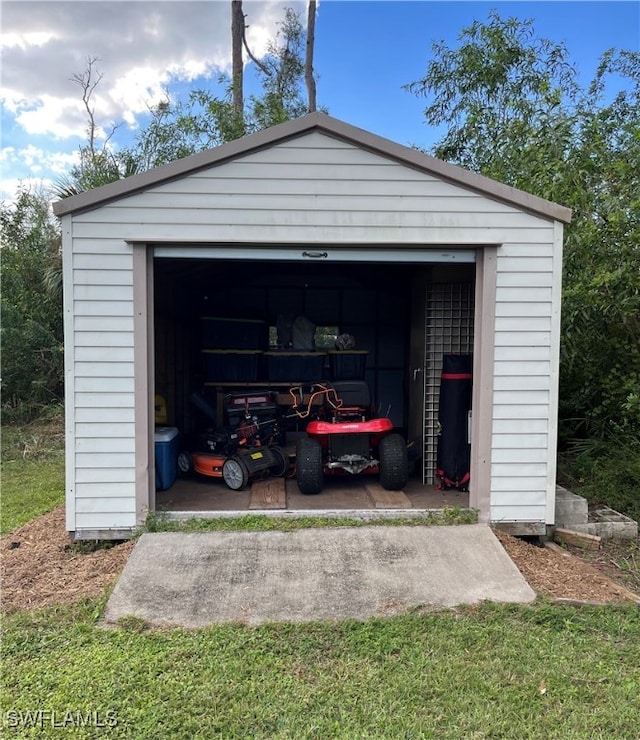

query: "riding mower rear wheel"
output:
379 433 408 490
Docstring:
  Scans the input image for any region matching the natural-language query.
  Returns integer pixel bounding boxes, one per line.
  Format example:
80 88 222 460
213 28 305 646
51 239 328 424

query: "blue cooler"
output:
155 426 179 491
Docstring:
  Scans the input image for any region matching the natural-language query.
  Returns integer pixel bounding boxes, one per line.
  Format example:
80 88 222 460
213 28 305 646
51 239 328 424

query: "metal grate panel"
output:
423 283 475 484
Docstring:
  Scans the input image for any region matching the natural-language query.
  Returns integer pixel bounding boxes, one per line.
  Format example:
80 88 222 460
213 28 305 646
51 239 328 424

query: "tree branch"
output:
242 19 271 76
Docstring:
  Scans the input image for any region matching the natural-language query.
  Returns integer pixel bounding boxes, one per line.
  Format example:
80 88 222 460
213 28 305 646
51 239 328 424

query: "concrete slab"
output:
104 524 535 628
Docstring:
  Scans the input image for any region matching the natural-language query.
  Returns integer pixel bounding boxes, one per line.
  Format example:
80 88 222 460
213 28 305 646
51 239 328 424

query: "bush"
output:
0 187 63 419
558 437 640 522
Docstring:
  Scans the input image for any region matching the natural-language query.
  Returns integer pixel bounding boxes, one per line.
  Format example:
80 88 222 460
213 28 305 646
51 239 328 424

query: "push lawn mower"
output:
177 391 289 491
289 381 408 495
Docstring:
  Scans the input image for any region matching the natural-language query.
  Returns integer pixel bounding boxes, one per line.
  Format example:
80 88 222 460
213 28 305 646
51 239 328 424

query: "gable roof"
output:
52 112 571 222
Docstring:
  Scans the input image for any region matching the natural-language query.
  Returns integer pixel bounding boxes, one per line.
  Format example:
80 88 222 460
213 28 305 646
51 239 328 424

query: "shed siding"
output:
65 131 560 532
490 239 555 524
68 232 137 531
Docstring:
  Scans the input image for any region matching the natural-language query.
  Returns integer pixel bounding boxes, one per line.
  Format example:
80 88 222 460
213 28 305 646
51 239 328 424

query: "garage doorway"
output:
151 247 476 512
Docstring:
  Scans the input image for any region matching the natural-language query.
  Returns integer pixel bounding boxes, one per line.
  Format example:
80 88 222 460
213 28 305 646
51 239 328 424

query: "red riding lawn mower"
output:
289 381 409 495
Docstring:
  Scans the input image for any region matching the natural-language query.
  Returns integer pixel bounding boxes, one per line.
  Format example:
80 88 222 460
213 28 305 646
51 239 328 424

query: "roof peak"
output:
53 112 571 223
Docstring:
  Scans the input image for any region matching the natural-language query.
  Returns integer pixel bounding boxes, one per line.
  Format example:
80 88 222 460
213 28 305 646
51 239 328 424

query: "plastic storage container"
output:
329 350 368 380
154 426 179 491
265 351 327 381
202 350 262 381
200 317 267 349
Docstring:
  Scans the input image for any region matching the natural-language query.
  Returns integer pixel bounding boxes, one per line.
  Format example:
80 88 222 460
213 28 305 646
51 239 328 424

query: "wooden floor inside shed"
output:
156 473 469 514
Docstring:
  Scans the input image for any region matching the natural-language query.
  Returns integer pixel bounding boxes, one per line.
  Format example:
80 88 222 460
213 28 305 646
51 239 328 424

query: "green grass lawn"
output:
2 599 639 738
1 418 65 535
2 417 639 738
1 458 64 535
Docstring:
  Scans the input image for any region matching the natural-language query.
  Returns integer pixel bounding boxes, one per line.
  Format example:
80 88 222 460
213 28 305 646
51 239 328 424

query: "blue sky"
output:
1 1 638 202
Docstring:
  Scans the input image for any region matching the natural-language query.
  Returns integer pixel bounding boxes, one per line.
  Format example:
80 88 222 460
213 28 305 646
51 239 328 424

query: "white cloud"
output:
0 31 58 50
1 1 305 141
1 144 78 176
0 1 306 198
1 144 80 202
6 93 88 139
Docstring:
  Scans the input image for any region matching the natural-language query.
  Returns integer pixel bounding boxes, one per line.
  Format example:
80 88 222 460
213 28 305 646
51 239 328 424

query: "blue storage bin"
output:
155 426 179 491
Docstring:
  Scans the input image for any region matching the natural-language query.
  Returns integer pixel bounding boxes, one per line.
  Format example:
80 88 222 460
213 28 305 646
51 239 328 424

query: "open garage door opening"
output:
151 252 475 515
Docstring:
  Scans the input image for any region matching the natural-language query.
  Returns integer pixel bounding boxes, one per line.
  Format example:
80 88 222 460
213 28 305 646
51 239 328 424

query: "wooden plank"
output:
249 478 286 510
492 521 547 536
365 483 412 509
554 528 602 550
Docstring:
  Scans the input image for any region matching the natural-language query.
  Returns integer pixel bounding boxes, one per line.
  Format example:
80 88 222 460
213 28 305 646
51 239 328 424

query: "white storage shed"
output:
53 112 571 539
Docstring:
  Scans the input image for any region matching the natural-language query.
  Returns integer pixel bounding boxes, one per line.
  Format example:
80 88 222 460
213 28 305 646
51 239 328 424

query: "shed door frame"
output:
132 242 496 524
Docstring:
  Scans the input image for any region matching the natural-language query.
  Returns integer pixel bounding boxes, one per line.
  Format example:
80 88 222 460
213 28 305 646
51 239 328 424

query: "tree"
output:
249 6 308 130
560 50 640 438
231 0 245 127
54 58 139 199
306 1 317 112
128 6 312 170
406 12 640 441
1 187 64 417
405 12 579 196
55 7 318 189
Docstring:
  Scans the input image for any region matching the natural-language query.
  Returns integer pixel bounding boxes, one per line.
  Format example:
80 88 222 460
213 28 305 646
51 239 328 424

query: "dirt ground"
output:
1 505 639 613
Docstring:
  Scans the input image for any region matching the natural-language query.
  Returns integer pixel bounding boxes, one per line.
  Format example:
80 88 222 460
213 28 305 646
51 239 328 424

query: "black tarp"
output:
436 354 472 491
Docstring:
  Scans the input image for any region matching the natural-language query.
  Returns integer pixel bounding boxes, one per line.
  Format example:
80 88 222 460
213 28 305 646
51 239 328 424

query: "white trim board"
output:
153 246 477 263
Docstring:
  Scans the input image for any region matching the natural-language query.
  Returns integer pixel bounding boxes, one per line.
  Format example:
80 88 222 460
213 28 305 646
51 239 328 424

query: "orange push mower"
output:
288 381 409 495
176 391 289 491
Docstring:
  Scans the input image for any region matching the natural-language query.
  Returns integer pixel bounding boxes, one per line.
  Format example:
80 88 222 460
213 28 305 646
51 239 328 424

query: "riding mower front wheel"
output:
295 437 324 495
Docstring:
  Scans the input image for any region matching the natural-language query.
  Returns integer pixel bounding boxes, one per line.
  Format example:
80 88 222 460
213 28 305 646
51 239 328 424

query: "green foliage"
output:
2 600 639 737
53 146 140 199
0 188 64 418
127 87 238 172
406 11 579 192
249 7 309 129
559 437 640 522
560 51 640 438
407 12 640 444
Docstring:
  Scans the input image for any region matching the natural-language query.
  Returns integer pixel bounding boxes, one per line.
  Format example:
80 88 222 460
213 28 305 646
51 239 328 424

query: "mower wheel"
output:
379 433 408 490
222 455 250 491
269 445 290 477
177 451 193 476
295 437 324 495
